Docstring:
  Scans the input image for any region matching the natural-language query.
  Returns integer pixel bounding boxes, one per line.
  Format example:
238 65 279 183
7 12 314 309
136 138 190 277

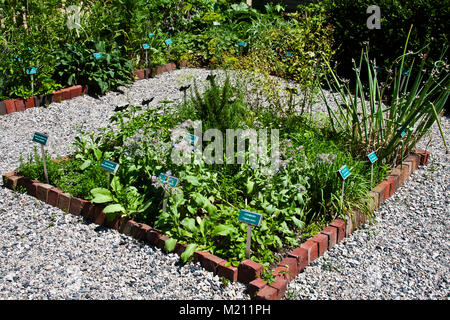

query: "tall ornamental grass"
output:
321 26 449 166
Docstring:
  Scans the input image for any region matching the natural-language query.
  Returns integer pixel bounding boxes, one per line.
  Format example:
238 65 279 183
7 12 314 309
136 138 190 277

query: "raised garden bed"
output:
2 148 430 300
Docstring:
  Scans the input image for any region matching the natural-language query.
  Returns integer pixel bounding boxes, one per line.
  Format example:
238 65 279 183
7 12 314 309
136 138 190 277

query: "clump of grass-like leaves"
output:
321 26 449 166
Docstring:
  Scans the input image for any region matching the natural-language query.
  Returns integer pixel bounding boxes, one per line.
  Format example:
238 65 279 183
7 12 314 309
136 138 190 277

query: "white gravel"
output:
0 68 448 300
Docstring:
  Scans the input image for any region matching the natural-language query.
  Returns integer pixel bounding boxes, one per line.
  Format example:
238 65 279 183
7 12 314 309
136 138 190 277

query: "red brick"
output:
310 233 329 256
53 90 63 103
4 100 16 114
92 205 106 225
4 174 22 190
69 197 88 216
193 250 210 264
70 85 83 98
145 228 161 245
62 88 72 101
200 254 225 274
36 183 53 202
217 261 238 282
405 154 419 171
248 278 267 298
368 191 379 212
386 175 398 197
255 285 278 300
300 240 319 264
81 202 94 219
269 278 288 300
23 179 39 198
25 97 35 109
288 247 309 272
120 220 139 237
131 222 150 240
133 69 145 80
47 188 62 207
276 257 299 280
2 171 16 184
238 260 263 284
104 214 127 231
155 65 164 75
57 192 71 212
330 219 346 243
414 149 430 165
373 183 387 204
378 181 391 201
14 99 25 112
320 226 337 250
155 233 169 250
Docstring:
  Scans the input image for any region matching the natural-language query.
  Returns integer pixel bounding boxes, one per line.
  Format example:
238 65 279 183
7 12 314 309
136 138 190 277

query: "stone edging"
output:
0 61 186 116
1 141 430 299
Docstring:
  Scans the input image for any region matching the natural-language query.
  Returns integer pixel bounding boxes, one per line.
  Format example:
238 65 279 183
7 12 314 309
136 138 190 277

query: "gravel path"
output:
0 68 448 300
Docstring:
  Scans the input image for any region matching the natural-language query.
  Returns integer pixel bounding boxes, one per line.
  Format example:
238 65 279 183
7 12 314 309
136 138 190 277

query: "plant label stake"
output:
32 132 49 183
397 129 406 169
159 173 179 212
100 159 119 182
142 43 150 66
238 41 246 56
165 38 172 55
148 33 155 47
26 67 37 96
337 165 351 210
367 152 378 188
238 209 263 259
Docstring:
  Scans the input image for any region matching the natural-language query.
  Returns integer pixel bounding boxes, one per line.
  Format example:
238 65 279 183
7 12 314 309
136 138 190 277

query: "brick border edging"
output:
0 61 187 116
1 146 430 298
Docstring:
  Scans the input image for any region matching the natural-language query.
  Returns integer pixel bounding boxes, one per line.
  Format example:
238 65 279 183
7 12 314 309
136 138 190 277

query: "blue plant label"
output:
100 159 119 174
188 134 198 145
26 67 37 75
93 52 103 59
338 165 351 180
15 56 21 62
32 132 48 145
148 33 155 38
238 41 247 47
285 52 293 57
238 209 263 227
367 152 378 164
164 38 173 46
167 176 179 188
142 43 150 50
213 21 221 26
159 173 179 187
400 130 406 137
402 70 410 76
159 173 168 184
